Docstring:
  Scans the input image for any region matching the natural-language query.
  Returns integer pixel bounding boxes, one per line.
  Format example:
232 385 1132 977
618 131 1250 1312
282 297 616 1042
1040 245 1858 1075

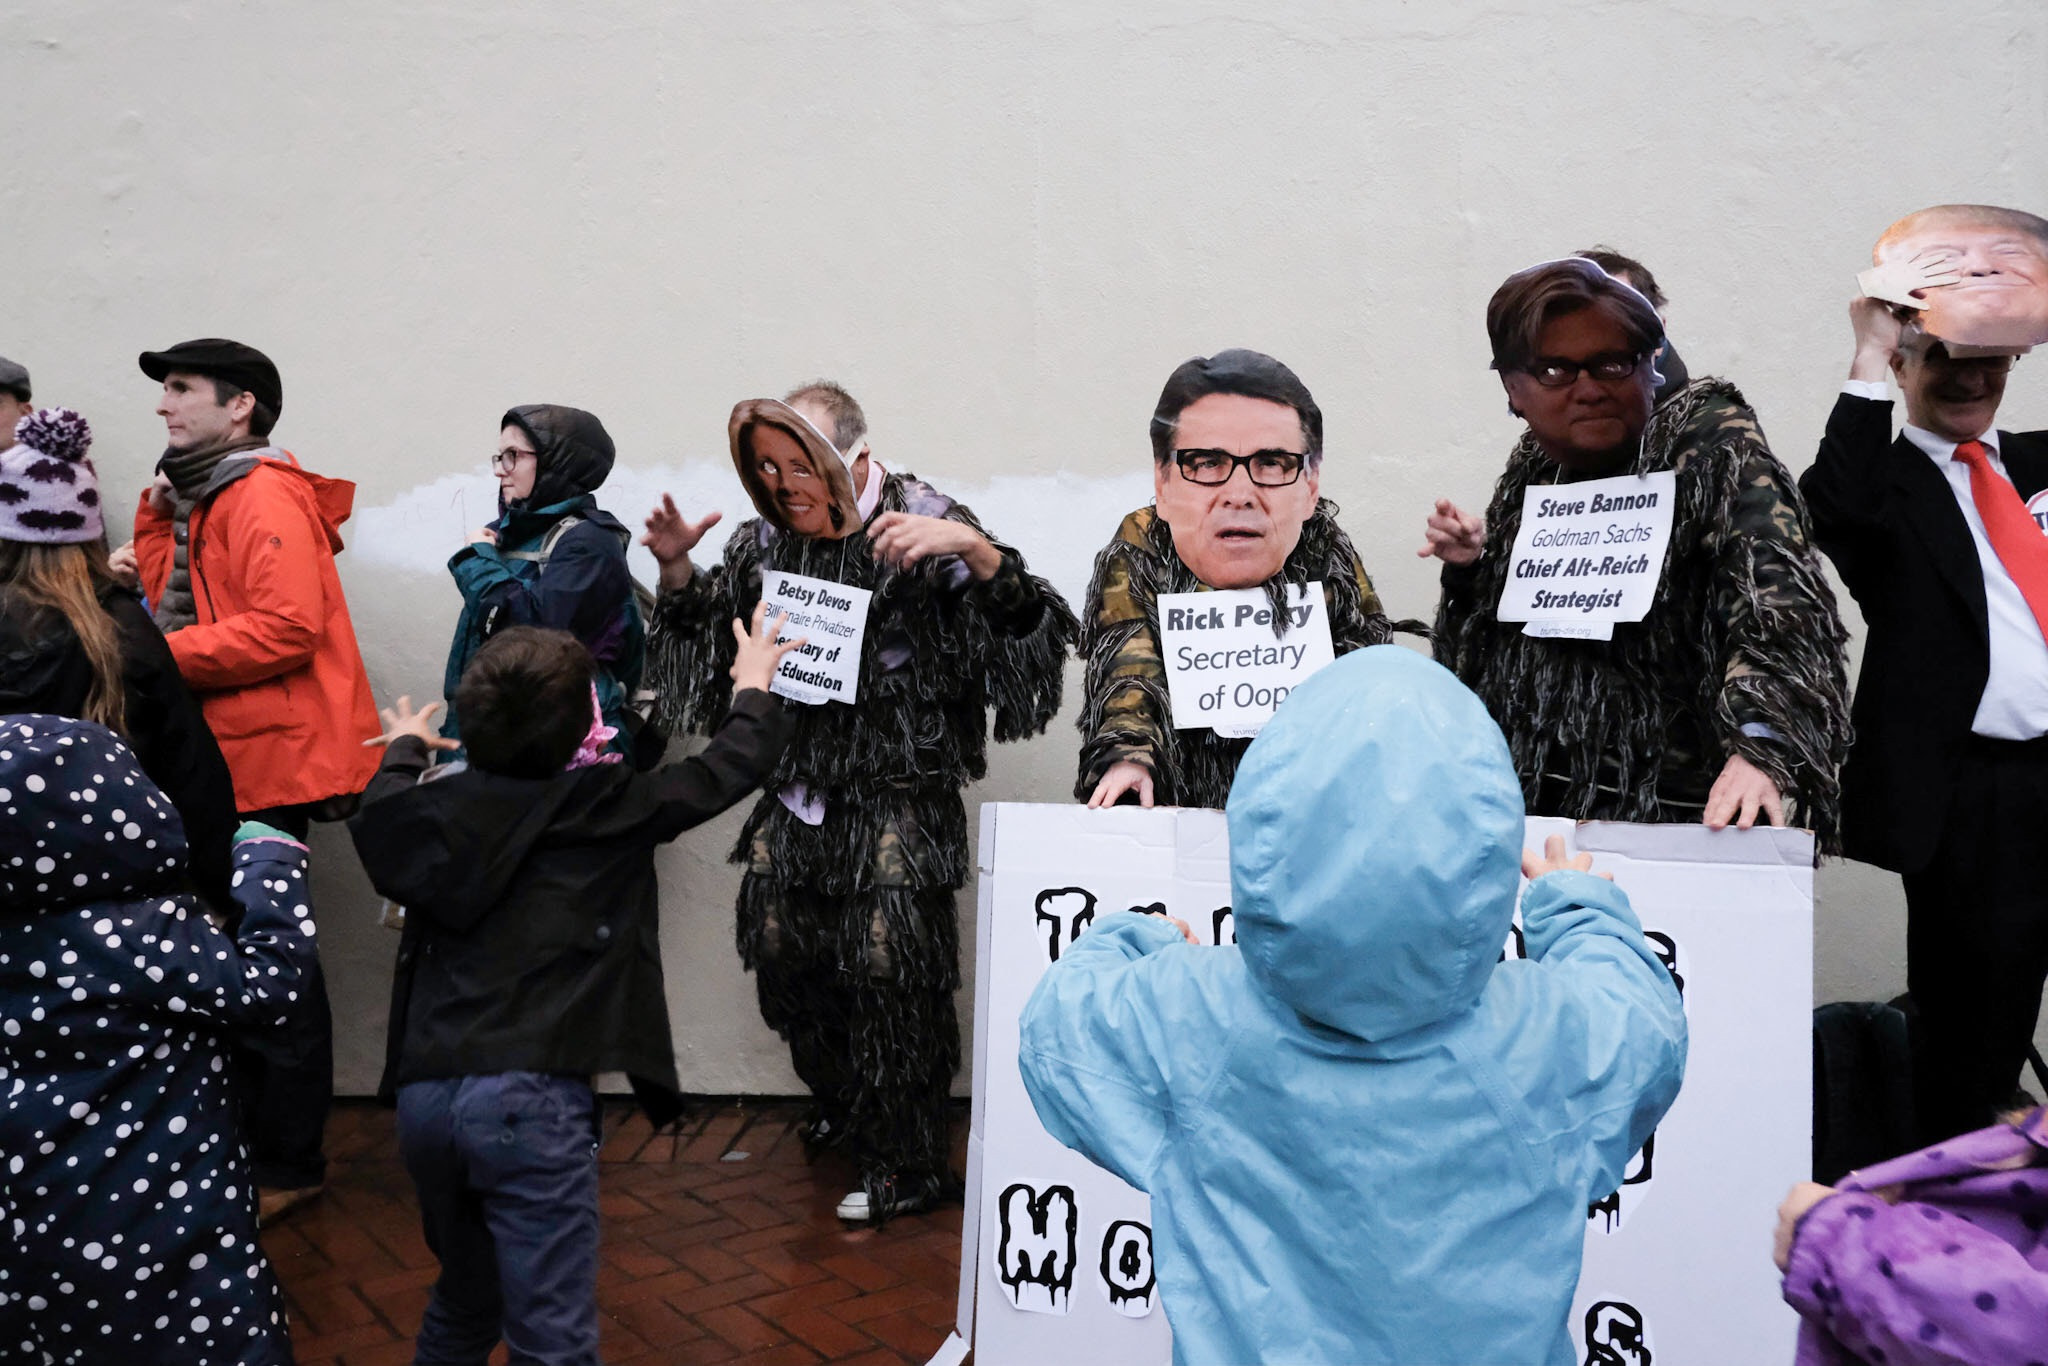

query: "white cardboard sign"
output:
1496 472 1677 640
1157 583 1336 737
934 804 1812 1366
758 568 872 705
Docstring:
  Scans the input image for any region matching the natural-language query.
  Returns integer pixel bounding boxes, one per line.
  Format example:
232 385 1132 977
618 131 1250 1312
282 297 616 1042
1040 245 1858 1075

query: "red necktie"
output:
1953 438 2048 640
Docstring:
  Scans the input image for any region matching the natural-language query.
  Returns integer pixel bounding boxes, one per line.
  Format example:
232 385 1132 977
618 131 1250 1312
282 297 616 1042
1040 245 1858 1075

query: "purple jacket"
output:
1786 1106 2048 1364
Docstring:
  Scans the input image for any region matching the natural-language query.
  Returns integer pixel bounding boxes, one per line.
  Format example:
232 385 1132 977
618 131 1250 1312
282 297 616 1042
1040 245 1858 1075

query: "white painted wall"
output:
5 2 2044 1094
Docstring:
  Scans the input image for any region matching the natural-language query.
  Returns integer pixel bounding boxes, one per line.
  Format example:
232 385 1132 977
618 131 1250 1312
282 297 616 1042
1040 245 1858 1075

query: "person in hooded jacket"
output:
123 338 381 825
0 715 320 1366
442 405 646 761
122 337 381 1220
0 405 238 910
349 618 794 1366
1019 645 1689 1366
1773 1105 2048 1366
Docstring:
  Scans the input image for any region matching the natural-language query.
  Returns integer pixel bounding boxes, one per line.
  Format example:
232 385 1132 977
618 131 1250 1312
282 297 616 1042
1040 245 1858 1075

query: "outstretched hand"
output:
730 601 808 694
1520 834 1611 882
1145 909 1199 944
1857 249 1960 309
1704 752 1786 831
642 495 722 590
363 696 460 752
1087 759 1155 809
1773 1181 1836 1271
868 510 1001 580
1847 296 1909 382
108 540 141 589
1418 498 1485 565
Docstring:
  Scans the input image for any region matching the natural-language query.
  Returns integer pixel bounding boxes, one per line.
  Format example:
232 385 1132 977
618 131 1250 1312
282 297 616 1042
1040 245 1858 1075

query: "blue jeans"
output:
396 1072 600 1366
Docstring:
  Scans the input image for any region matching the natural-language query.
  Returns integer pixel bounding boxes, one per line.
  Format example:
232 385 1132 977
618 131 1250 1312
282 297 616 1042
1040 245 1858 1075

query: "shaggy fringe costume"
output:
1074 501 1394 808
1434 378 1852 848
650 472 1074 1218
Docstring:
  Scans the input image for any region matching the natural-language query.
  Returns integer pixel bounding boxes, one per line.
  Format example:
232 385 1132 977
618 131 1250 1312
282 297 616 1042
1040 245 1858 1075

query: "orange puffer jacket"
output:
134 451 381 813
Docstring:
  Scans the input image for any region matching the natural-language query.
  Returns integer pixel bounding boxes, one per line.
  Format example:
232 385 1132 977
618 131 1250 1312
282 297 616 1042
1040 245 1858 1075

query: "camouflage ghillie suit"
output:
649 471 1074 1216
1434 378 1851 848
1075 502 1393 808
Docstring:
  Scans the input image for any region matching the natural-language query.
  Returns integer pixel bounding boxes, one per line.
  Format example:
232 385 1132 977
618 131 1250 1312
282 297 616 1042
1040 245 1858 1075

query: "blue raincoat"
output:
1020 646 1687 1365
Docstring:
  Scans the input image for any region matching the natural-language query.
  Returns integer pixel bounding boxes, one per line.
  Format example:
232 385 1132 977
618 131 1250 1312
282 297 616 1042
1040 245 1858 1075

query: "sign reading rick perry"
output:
1073 349 1397 813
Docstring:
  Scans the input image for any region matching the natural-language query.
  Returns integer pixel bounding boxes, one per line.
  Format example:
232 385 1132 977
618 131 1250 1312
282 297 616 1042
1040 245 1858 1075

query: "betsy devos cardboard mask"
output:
1861 204 2048 352
1149 350 1323 589
729 398 862 539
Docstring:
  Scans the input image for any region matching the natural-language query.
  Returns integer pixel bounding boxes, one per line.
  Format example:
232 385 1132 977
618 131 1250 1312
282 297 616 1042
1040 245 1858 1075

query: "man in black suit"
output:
1801 294 2048 1144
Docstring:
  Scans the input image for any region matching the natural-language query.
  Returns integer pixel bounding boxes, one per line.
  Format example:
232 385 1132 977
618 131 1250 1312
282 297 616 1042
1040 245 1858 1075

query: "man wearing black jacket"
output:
1800 296 2048 1145
349 617 794 1365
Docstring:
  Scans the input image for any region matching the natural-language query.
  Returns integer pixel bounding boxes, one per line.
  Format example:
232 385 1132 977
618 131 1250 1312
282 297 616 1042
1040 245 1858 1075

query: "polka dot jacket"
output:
0 715 318 1365
1785 1104 2048 1365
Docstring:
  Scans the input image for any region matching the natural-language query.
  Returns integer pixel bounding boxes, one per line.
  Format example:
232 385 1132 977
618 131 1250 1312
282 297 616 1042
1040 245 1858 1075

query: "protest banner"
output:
932 804 1811 1365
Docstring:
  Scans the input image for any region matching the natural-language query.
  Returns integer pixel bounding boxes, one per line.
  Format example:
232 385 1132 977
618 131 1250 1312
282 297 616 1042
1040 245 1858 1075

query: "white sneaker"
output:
836 1176 937 1223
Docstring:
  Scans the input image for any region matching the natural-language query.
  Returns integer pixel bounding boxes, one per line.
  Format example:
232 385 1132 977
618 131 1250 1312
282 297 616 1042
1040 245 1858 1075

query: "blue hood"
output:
1227 645 1523 1040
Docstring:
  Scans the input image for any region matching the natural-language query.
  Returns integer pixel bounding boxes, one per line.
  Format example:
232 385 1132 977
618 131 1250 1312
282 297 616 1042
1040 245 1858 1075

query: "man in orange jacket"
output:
123 337 381 1221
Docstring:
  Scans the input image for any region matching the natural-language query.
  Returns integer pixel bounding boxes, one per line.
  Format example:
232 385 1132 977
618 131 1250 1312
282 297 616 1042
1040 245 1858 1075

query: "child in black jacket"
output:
350 610 797 1365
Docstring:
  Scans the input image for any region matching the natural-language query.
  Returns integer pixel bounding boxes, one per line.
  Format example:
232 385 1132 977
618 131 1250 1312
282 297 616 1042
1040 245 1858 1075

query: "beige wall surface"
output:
5 2 2045 1094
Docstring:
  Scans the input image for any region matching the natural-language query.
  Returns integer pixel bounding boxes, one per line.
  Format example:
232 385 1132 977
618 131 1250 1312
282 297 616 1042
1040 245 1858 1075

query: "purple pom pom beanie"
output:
0 407 102 544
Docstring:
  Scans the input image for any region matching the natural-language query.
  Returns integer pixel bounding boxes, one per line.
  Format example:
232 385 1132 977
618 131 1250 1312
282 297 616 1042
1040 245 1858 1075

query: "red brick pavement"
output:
266 1102 967 1365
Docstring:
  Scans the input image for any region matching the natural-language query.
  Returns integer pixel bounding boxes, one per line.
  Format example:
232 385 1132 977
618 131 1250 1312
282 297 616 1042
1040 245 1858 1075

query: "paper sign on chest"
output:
1158 582 1335 737
1496 472 1677 640
759 568 873 705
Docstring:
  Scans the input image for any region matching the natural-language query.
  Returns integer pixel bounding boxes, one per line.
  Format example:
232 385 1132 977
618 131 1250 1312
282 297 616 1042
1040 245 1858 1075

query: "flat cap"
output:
139 338 281 419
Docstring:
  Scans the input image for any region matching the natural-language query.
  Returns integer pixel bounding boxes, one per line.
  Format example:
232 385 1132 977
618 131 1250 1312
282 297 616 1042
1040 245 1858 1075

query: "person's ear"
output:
224 387 256 426
1153 456 1172 504
1500 373 1524 420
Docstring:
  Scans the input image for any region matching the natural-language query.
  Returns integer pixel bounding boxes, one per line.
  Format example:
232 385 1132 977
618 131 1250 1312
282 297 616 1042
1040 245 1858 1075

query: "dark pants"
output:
1902 735 2048 1145
749 879 959 1195
396 1072 601 1366
237 801 333 1190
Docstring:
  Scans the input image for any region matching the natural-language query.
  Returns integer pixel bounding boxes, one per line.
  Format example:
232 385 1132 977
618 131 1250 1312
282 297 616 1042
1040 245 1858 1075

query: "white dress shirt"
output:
1842 381 2048 738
